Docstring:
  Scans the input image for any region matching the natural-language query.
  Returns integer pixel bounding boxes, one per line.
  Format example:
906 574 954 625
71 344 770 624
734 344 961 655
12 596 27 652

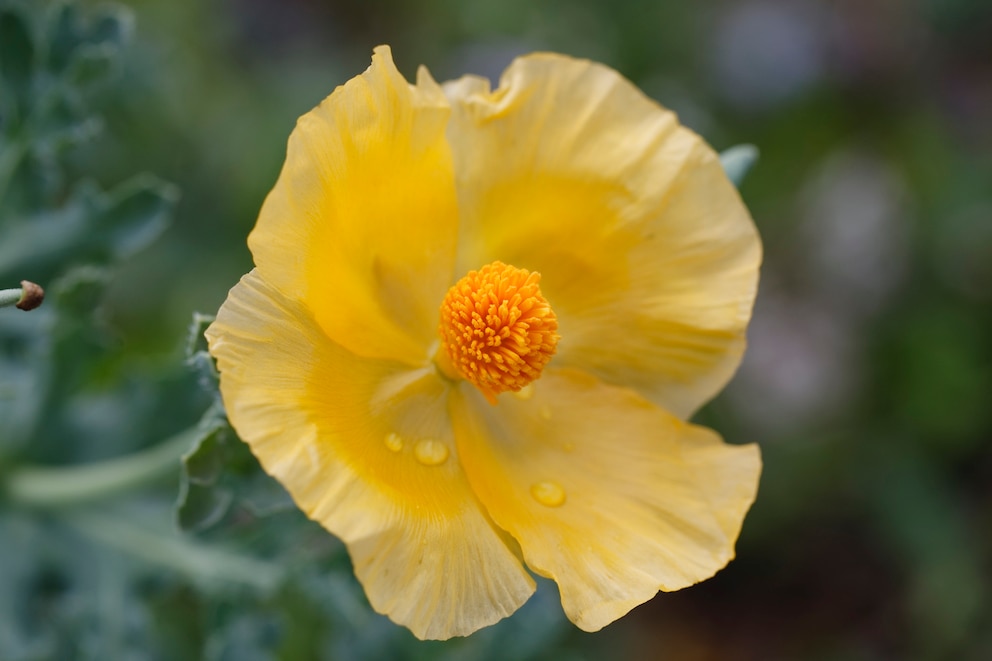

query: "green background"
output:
1 0 990 659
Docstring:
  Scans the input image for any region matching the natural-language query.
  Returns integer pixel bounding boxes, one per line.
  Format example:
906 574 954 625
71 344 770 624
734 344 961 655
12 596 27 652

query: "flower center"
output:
437 261 559 403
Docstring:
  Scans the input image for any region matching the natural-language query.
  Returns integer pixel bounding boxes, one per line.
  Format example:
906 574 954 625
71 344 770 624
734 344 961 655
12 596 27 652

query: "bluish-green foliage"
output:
2 0 991 659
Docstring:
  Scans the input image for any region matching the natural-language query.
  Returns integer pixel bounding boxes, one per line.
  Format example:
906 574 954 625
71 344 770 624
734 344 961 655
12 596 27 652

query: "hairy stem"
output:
4 426 197 507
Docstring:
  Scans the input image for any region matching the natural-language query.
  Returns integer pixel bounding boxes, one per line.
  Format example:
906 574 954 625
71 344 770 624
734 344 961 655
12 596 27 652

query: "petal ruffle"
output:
444 53 761 418
449 369 760 632
206 271 535 640
249 45 458 366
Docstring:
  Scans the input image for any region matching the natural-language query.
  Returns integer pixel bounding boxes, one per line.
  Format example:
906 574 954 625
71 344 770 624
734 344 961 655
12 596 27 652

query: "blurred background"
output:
1 0 990 659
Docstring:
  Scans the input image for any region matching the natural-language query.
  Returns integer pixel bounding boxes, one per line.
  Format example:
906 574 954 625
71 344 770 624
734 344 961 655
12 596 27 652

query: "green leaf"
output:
179 315 297 530
85 6 133 52
240 470 295 517
0 312 50 455
36 94 103 151
58 6 133 88
0 174 177 283
0 266 119 458
0 2 140 219
93 174 178 257
185 312 215 359
65 42 116 86
50 264 109 315
177 424 236 533
0 7 34 107
47 2 82 73
175 407 231 531
46 2 132 78
183 423 226 486
720 143 759 188
186 312 219 394
175 404 295 533
177 481 235 533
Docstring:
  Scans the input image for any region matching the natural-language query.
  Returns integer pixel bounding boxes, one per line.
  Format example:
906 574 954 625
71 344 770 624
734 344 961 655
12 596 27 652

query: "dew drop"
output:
384 432 404 453
414 438 449 466
530 481 566 507
513 384 534 400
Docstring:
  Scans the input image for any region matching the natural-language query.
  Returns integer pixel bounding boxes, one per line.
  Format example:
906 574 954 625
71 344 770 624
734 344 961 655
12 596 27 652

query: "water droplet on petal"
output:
530 481 566 507
384 432 404 453
513 384 534 400
414 438 449 466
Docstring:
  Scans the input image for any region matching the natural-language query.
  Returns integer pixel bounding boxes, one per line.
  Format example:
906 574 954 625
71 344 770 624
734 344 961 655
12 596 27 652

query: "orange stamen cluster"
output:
438 261 559 403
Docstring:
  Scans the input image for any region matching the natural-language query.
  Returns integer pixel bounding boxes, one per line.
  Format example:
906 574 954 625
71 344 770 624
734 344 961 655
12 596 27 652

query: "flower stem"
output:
59 507 284 593
3 426 198 507
0 287 24 307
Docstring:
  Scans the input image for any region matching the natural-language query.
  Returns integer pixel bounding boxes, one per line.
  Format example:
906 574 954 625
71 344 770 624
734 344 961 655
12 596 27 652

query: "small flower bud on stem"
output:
0 281 45 311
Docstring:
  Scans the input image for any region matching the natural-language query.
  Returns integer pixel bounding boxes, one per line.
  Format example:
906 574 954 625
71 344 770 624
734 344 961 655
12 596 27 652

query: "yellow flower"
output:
206 46 762 640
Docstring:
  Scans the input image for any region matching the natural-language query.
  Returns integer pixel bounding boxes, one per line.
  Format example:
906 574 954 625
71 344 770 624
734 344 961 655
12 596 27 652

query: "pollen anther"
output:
438 261 559 403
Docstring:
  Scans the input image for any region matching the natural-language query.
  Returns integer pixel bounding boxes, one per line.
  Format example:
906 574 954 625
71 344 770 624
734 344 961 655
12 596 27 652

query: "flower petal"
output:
206 271 535 640
449 368 760 632
249 45 458 366
444 53 761 418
